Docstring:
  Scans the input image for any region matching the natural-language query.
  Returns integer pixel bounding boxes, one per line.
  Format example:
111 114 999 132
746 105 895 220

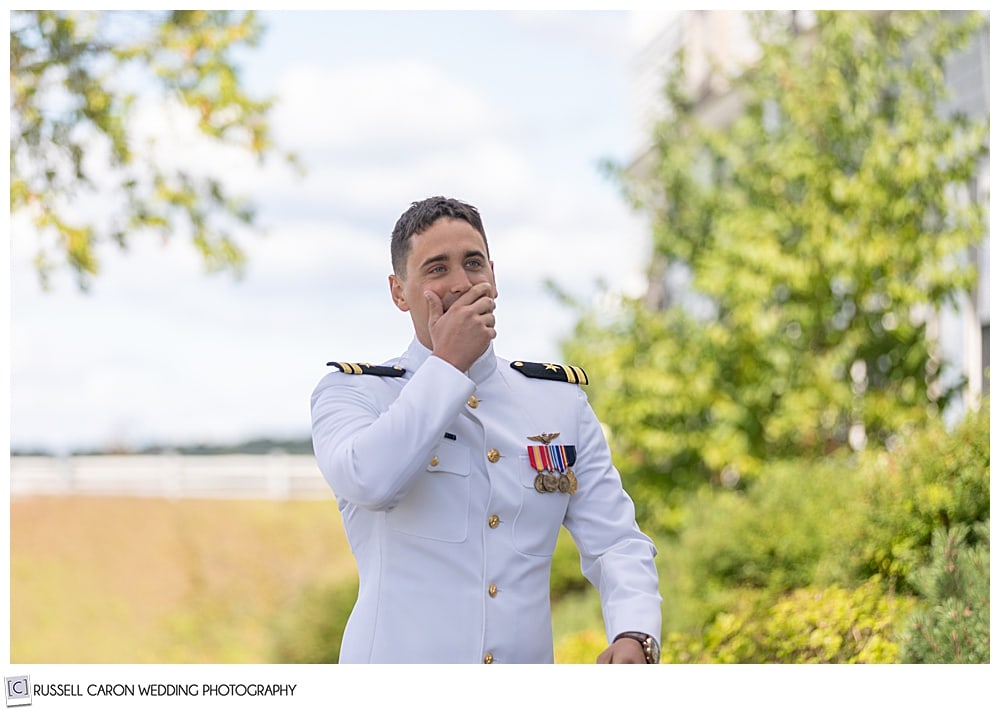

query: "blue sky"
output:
9 10 666 454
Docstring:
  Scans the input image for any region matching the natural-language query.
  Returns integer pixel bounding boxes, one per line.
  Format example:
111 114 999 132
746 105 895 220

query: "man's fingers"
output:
425 290 444 325
472 296 495 315
446 282 494 311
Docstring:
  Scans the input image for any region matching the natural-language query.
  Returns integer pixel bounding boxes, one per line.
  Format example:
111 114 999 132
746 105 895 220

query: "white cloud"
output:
275 60 501 158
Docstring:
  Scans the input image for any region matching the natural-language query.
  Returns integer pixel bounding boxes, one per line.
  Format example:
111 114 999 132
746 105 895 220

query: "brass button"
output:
487 448 501 463
488 514 500 529
483 652 494 664
488 583 498 598
467 395 479 409
429 456 439 467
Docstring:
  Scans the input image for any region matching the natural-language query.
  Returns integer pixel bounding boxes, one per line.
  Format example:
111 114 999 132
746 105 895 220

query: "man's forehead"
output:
409 220 487 254
412 215 481 237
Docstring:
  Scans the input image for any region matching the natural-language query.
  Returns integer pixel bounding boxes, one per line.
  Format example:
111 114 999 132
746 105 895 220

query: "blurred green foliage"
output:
271 576 358 664
550 526 592 600
10 10 295 289
651 401 988 663
899 522 989 663
566 11 988 503
661 577 914 663
554 628 609 664
856 402 990 588
659 457 867 632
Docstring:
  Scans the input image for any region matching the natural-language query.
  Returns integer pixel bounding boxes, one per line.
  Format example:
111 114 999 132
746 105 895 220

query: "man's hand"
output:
426 282 497 372
596 637 647 664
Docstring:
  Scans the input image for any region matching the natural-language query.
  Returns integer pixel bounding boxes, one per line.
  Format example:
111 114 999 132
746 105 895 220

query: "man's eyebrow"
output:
419 250 487 270
419 253 449 270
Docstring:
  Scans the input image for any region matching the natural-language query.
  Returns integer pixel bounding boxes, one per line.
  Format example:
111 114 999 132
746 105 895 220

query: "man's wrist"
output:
613 631 660 664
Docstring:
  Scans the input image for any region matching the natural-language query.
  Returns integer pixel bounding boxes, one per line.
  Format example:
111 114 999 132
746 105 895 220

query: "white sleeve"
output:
310 356 475 510
563 388 663 642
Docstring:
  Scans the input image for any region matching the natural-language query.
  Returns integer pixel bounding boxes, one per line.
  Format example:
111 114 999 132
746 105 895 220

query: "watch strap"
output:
613 631 657 664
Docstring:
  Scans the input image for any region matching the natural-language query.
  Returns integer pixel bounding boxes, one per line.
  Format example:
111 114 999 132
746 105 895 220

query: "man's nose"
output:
448 269 473 292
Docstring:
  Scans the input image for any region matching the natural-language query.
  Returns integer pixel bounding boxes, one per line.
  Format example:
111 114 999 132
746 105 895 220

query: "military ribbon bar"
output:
528 444 577 472
551 445 577 471
527 445 551 472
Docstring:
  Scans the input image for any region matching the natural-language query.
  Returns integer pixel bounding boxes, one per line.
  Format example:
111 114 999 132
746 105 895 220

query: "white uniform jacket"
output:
310 339 661 663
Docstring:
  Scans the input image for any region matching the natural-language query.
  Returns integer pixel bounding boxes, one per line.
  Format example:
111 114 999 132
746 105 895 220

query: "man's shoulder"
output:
312 357 407 398
507 360 589 386
325 361 407 378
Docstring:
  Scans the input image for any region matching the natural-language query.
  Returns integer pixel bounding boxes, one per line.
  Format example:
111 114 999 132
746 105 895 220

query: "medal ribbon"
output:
528 444 577 472
550 445 566 473
527 445 548 472
552 445 577 471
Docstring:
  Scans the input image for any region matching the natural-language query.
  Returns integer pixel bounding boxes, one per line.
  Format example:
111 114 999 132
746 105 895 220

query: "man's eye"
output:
466 260 483 269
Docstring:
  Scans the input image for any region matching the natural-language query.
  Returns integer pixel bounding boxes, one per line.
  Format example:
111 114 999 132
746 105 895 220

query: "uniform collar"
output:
402 338 498 385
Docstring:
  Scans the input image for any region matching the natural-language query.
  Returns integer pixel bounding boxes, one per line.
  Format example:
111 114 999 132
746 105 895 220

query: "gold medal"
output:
566 468 578 494
534 473 547 493
542 474 559 492
557 475 570 493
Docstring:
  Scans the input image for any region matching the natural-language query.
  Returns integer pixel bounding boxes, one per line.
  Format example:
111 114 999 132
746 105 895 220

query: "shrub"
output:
898 521 990 663
662 577 914 663
659 456 867 631
857 402 989 589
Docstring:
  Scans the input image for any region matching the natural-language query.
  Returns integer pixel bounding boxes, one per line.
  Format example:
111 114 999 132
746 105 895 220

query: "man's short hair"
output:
390 196 488 277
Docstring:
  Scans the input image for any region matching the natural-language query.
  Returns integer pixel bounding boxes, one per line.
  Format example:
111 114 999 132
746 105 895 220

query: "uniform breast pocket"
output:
387 440 471 543
512 455 570 557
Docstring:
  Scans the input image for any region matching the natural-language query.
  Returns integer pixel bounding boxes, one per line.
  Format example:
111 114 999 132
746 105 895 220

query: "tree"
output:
563 11 988 502
10 10 292 289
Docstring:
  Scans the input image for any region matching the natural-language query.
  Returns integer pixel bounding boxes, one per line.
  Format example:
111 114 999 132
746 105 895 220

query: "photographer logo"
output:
5 677 31 707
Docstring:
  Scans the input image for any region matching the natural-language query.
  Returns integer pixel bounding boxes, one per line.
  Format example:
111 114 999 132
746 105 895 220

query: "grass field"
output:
11 496 607 663
10 496 356 663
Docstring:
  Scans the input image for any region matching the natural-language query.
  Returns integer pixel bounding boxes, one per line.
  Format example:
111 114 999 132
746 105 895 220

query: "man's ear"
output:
388 274 410 312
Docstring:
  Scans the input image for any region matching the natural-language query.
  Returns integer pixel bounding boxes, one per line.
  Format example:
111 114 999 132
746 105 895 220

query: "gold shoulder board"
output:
327 362 406 377
510 361 589 385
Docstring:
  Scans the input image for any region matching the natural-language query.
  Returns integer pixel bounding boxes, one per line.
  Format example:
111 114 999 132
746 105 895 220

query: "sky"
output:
8 10 672 454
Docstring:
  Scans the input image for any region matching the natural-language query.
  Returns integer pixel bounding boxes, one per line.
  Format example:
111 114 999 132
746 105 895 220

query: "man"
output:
311 196 661 664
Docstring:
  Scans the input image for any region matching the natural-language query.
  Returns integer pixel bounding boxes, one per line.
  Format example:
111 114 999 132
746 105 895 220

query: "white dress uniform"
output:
310 338 662 664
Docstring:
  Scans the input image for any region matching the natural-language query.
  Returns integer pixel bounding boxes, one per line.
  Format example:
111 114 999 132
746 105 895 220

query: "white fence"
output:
9 453 331 500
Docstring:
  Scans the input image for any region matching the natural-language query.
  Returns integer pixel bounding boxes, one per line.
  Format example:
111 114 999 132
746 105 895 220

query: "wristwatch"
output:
614 631 660 664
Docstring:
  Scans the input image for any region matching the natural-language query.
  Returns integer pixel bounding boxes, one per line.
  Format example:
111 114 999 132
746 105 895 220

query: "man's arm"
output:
562 388 662 664
311 357 474 509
